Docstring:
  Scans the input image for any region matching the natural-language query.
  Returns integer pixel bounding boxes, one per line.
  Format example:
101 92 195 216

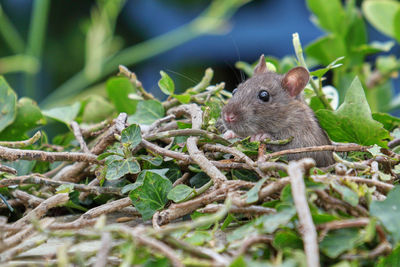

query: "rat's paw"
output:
223 130 238 139
250 133 272 142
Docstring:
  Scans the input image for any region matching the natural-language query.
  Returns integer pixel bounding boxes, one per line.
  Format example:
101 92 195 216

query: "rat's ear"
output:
254 54 268 75
282 67 310 97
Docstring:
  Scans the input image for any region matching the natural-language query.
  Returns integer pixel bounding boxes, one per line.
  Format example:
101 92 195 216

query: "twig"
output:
198 203 275 215
0 131 41 148
119 65 155 100
110 224 184 267
7 193 69 237
145 114 176 134
11 189 44 208
0 175 122 196
259 178 291 202
54 113 127 182
79 178 100 201
266 144 368 160
315 189 368 217
288 158 320 267
71 121 90 153
333 153 369 170
202 143 267 178
163 82 224 110
311 174 394 194
0 145 101 164
0 164 17 175
292 33 332 110
0 218 54 254
146 129 230 146
0 234 48 262
165 236 230 266
169 104 227 187
236 235 273 256
371 161 379 181
154 198 231 236
94 232 113 267
81 119 112 138
173 172 190 187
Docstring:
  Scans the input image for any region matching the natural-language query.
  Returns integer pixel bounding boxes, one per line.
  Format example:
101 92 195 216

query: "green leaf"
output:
372 112 400 131
172 94 191 104
320 228 362 258
129 171 172 220
362 0 400 39
316 77 390 147
81 95 114 123
367 144 385 157
309 57 344 78
158 71 175 95
106 157 140 180
106 77 138 114
331 181 359 206
128 100 165 125
56 184 74 193
306 35 347 66
273 230 303 250
306 0 345 34
0 76 17 132
42 102 81 125
246 177 267 204
259 207 296 234
377 244 400 267
0 97 45 141
370 186 400 242
395 9 400 43
138 154 163 166
167 184 195 203
2 160 35 176
184 231 212 246
121 124 142 150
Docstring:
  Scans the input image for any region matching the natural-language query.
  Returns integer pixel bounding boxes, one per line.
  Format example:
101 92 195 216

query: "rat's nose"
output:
223 112 237 123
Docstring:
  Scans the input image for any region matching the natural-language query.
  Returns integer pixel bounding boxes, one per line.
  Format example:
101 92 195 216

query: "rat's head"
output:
221 55 310 137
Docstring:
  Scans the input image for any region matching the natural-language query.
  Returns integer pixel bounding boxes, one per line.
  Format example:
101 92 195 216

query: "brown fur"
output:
222 56 334 167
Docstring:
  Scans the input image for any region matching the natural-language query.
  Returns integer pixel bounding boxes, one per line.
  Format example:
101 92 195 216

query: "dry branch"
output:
288 159 320 267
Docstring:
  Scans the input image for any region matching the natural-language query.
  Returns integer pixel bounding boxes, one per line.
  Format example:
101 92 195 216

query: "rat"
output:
221 54 334 167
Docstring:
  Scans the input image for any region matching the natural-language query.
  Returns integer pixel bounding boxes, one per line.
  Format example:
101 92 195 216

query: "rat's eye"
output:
232 88 238 96
258 90 270 102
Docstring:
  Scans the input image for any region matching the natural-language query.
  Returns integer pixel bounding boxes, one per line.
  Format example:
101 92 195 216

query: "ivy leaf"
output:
367 144 385 157
173 94 191 104
106 157 140 180
310 56 344 78
330 181 359 206
320 228 362 258
167 184 195 203
121 124 142 150
316 77 390 147
128 100 165 125
42 102 81 125
0 76 17 132
129 171 172 220
158 71 175 95
370 186 400 242
246 177 267 204
372 112 400 131
106 77 137 114
362 0 400 40
0 97 45 141
306 0 346 34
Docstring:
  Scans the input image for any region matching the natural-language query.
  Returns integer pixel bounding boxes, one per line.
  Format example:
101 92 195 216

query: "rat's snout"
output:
222 110 237 123
223 112 237 123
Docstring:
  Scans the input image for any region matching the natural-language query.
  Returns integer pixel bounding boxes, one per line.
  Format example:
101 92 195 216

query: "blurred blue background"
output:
0 0 399 102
